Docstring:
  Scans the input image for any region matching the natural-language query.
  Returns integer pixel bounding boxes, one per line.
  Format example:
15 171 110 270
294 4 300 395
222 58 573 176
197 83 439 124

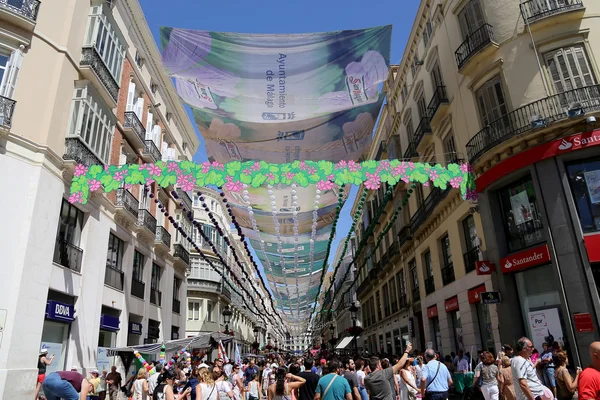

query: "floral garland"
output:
68 160 477 204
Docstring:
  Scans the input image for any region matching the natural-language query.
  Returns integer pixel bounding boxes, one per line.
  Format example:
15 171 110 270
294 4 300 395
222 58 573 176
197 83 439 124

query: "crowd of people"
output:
36 338 600 400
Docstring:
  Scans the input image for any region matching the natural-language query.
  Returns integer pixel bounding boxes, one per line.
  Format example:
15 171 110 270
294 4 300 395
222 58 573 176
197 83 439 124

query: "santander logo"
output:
558 139 572 151
504 260 513 270
500 244 550 274
479 263 491 272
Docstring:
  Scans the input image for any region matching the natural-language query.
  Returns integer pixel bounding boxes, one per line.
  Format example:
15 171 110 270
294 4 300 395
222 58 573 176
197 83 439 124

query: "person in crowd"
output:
355 360 368 400
289 364 302 400
341 358 361 400
214 366 236 400
472 351 500 400
89 370 101 399
174 364 187 388
574 342 600 400
153 369 191 400
248 373 261 400
457 351 470 373
314 360 352 400
364 343 413 400
444 356 455 374
498 357 515 400
503 346 515 359
298 357 320 400
511 337 547 400
106 366 122 400
420 349 453 400
97 370 108 400
148 364 163 398
316 360 326 377
415 357 424 383
196 368 218 400
132 367 149 400
36 349 55 400
231 365 245 400
399 358 418 400
225 362 234 380
246 360 260 386
268 367 306 400
41 370 93 400
262 363 274 399
380 359 399 398
553 350 581 400
182 368 200 400
540 343 557 398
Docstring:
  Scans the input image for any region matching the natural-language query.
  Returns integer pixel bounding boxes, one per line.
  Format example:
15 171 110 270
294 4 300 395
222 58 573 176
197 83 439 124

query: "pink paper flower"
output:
200 161 211 174
327 174 335 181
283 172 295 180
466 188 478 201
266 173 275 181
401 176 410 183
89 180 101 192
380 160 390 170
68 191 83 204
242 168 252 175
252 161 261 171
298 161 307 170
307 167 317 175
114 171 126 182
335 160 348 170
177 173 194 192
74 164 88 177
167 162 179 173
364 172 381 190
211 161 224 170
148 164 162 176
423 182 430 187
124 183 133 190
139 163 148 171
104 165 110 172
347 160 361 172
393 163 407 177
408 162 415 170
460 164 473 174
225 180 243 192
429 170 440 181
147 179 155 185
449 177 463 188
317 180 335 191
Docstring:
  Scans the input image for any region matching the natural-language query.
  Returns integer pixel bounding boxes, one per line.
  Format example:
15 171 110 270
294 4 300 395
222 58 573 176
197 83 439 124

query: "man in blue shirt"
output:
420 349 453 400
314 360 352 400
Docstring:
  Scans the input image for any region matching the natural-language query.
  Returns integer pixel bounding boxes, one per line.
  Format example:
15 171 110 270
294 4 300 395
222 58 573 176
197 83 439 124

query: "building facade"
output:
0 0 200 398
356 0 600 365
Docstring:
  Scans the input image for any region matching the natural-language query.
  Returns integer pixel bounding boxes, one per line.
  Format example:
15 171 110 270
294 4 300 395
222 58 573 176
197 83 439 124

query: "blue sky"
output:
140 0 419 308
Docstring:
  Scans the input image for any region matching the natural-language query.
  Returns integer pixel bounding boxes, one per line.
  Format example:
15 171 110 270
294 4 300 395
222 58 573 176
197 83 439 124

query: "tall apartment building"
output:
0 1 199 398
356 0 600 365
187 188 284 357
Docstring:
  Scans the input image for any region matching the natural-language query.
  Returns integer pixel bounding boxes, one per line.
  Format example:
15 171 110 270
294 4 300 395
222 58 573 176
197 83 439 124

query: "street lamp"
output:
222 305 233 334
349 302 359 357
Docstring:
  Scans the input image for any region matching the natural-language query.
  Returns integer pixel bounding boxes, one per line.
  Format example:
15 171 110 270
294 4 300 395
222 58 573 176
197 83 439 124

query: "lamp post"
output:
222 305 233 335
349 302 359 357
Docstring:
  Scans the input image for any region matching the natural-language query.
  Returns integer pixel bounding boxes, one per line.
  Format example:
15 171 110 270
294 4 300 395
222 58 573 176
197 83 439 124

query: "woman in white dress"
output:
133 368 149 400
399 359 419 400
197 368 219 400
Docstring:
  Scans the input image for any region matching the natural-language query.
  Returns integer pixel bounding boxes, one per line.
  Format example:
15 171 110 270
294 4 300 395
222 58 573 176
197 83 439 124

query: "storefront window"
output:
386 332 393 355
567 156 600 233
449 311 463 352
498 176 544 252
41 320 68 374
430 317 442 351
475 304 494 353
393 329 401 354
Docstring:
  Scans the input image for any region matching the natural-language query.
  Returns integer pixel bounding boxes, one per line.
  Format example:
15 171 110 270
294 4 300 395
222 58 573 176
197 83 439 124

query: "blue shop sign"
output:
46 301 75 323
129 321 142 335
100 314 120 332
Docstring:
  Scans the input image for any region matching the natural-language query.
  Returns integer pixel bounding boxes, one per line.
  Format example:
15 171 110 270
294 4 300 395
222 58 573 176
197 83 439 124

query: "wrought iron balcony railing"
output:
137 209 157 234
455 24 495 70
222 285 232 300
410 187 449 233
398 225 412 248
150 288 162 306
398 294 409 310
387 242 400 260
466 85 600 163
104 264 124 290
463 247 479 273
116 188 139 219
425 276 435 295
0 95 15 128
412 287 420 302
63 138 103 167
172 299 181 314
403 141 418 159
427 86 449 120
131 278 145 299
53 237 82 272
143 140 161 162
80 47 119 102
174 243 190 265
177 188 193 211
441 264 455 286
413 117 432 149
520 0 584 24
155 226 171 248
0 0 40 22
123 111 145 143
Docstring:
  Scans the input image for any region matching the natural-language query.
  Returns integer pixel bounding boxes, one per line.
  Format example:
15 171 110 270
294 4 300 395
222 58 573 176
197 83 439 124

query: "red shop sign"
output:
500 244 551 273
574 313 594 333
445 296 459 312
476 261 496 275
427 305 438 318
468 284 486 304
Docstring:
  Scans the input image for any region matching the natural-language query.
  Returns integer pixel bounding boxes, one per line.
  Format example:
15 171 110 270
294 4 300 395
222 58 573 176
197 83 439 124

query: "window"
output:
405 112 414 142
498 176 544 252
382 284 390 317
423 250 434 295
567 156 600 233
206 302 213 322
463 215 479 273
396 270 406 307
151 263 161 290
411 49 421 78
417 94 427 120
389 278 398 313
458 0 485 39
56 199 84 246
545 45 595 104
441 235 455 285
423 19 433 48
83 5 125 81
150 79 157 94
401 83 408 103
415 185 424 207
431 61 444 90
106 233 124 270
375 290 382 321
67 84 115 163
166 112 172 122
444 133 458 163
134 50 143 68
409 259 420 301
132 250 144 281
476 76 509 131
0 47 23 99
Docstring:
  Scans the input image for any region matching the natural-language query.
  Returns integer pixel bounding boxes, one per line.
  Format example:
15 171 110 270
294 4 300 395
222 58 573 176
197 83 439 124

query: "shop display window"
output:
567 156 600 233
498 176 545 252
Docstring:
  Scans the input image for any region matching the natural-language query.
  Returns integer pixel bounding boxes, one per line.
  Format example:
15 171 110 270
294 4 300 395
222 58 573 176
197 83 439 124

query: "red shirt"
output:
579 367 600 400
56 371 85 392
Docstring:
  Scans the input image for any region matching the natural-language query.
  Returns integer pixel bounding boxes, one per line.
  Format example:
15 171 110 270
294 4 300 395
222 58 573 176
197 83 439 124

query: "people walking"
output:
97 370 108 400
420 349 453 400
498 357 515 400
399 359 418 400
106 366 122 400
149 365 163 398
197 368 218 400
472 352 500 400
540 343 557 398
298 358 320 400
355 360 368 400
268 367 306 400
153 369 191 400
314 360 352 400
41 370 93 400
553 350 581 400
364 342 413 400
133 368 149 400
511 337 548 400
341 358 361 400
248 373 261 400
574 341 600 400
35 349 55 400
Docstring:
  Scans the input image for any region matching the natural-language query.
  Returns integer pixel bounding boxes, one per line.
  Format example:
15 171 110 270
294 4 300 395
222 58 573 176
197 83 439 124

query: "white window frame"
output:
188 301 201 321
544 44 596 94
475 76 509 128
0 45 23 99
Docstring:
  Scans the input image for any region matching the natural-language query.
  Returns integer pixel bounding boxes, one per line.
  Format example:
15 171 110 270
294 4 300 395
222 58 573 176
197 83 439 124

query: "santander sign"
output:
500 244 551 273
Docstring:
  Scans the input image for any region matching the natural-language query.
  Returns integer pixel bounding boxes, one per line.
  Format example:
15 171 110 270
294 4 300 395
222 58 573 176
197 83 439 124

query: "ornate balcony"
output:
388 242 400 261
463 247 479 274
137 209 157 236
0 95 15 129
174 243 190 267
53 237 82 272
80 47 119 106
123 112 146 149
115 188 139 223
410 187 449 234
455 24 496 72
155 226 171 252
131 278 145 299
398 225 412 248
222 285 232 301
520 0 584 25
176 188 193 211
412 287 420 302
104 264 124 291
427 86 449 126
413 117 433 153
441 264 455 286
403 141 418 160
142 140 161 163
466 85 600 164
63 137 103 168
0 0 40 30
424 276 435 295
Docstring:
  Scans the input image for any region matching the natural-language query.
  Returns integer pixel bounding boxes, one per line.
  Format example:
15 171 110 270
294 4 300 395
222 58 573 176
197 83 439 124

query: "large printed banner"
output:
160 25 393 322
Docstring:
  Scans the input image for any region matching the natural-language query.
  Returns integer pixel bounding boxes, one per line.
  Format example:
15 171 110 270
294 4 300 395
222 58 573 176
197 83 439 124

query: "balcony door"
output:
417 94 427 121
431 61 444 90
545 45 596 107
458 0 485 39
476 76 509 135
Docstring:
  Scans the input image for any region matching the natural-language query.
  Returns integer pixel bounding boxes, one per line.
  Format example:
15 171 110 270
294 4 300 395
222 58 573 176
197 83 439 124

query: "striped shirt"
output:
511 356 545 400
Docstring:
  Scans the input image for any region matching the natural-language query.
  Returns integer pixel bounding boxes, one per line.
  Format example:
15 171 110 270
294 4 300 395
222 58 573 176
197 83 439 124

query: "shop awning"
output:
106 332 233 356
336 336 354 349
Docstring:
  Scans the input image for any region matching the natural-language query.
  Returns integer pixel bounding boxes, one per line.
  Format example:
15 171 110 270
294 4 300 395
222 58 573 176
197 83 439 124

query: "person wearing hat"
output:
89 370 101 399
35 348 55 400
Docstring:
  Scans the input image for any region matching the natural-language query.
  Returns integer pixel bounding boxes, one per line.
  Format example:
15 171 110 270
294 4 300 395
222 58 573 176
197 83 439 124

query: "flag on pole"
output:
218 340 229 363
235 343 242 366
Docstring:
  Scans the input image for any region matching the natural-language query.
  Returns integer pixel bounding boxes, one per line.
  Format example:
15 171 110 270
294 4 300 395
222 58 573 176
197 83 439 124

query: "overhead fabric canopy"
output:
106 332 233 356
160 26 392 333
335 336 354 349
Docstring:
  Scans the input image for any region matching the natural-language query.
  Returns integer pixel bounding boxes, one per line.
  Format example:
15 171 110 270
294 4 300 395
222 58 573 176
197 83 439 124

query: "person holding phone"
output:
36 349 55 400
153 369 191 400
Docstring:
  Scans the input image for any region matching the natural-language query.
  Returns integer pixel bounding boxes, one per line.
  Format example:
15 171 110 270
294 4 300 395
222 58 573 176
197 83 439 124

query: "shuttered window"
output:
545 45 595 94
458 0 485 39
476 76 509 127
405 112 414 142
444 133 458 163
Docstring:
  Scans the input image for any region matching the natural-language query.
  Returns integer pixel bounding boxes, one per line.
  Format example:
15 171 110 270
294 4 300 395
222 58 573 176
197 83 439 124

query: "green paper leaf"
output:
308 173 321 183
89 165 103 177
251 174 267 187
240 173 252 184
226 161 242 176
100 175 114 187
205 171 219 186
317 161 333 176
161 174 177 187
294 172 309 187
104 179 120 192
